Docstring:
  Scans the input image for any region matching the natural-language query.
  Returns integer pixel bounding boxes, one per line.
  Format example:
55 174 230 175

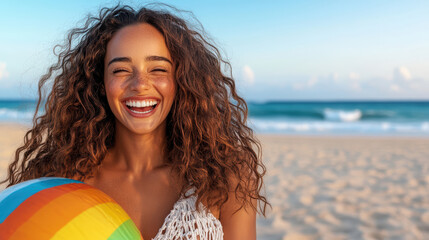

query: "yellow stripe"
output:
51 202 130 240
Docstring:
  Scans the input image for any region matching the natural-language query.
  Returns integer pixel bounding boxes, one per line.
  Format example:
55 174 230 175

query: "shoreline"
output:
256 132 429 140
2 121 429 139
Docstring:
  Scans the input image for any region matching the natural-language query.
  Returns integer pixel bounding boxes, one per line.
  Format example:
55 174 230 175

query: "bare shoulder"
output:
219 173 257 240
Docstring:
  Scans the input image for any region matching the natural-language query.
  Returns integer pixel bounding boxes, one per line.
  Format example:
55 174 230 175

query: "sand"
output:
0 123 29 188
257 134 429 240
1 123 429 239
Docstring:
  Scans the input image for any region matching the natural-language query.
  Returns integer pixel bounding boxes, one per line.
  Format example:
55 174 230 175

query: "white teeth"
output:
125 100 159 108
130 109 153 114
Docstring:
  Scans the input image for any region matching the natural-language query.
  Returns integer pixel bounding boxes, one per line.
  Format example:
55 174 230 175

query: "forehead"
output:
105 23 172 63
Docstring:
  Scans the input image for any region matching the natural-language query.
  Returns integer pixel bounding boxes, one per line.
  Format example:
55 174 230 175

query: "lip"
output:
121 96 161 118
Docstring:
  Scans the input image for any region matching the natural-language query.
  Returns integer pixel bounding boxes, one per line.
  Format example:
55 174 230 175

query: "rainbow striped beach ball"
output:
0 177 142 239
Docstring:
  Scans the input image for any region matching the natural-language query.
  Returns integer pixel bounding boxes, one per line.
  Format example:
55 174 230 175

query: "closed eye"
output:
112 68 129 74
152 68 167 72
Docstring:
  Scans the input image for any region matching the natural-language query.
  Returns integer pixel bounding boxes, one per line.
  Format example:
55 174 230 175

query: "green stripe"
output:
107 218 142 240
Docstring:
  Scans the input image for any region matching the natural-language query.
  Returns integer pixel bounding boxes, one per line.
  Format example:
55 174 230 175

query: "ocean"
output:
1 99 428 136
248 101 429 136
0 100 37 124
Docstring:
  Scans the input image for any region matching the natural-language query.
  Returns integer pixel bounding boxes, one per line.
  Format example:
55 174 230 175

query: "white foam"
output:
0 108 34 122
422 122 429 131
249 118 429 135
323 109 362 122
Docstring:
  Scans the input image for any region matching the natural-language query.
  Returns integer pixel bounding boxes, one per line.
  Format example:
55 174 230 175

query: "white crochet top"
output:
152 187 224 240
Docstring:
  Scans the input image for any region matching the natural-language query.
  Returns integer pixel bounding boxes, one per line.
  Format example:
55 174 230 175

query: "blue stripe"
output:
0 177 83 223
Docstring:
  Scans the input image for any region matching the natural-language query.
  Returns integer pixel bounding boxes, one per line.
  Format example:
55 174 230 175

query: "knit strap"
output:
152 188 223 240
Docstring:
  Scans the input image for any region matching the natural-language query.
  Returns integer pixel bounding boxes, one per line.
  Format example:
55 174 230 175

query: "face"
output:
104 23 176 135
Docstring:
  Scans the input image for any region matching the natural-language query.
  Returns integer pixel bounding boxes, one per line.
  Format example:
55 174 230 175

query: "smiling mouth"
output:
125 100 159 114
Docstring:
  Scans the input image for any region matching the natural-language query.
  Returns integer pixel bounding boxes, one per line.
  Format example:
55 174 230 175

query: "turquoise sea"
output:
248 101 429 136
1 99 429 136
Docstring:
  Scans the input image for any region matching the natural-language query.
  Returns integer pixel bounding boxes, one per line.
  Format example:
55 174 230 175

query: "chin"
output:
128 124 157 135
127 121 166 136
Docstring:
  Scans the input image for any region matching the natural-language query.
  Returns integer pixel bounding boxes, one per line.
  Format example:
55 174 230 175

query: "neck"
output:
105 120 168 177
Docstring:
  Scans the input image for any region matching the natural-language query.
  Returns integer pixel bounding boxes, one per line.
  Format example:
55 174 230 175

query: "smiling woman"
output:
0 4 269 240
104 23 176 135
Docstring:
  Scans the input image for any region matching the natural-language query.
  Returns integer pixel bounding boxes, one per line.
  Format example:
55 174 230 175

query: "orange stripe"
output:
0 183 91 239
9 185 116 240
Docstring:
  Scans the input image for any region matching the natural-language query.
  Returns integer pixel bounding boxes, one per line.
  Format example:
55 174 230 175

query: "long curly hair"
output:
1 4 269 215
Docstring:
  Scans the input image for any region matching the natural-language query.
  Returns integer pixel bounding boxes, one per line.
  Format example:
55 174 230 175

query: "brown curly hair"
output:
1 4 269 216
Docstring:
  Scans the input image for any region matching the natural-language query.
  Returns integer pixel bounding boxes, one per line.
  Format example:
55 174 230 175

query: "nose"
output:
129 72 150 91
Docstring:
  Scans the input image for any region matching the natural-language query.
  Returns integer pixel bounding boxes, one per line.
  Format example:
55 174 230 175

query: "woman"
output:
1 4 269 240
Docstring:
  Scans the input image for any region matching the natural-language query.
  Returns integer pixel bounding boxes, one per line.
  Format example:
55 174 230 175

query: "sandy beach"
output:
257 134 429 240
1 123 428 239
0 123 28 188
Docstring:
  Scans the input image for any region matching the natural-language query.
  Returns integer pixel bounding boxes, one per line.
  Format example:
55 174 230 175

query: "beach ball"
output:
0 177 142 240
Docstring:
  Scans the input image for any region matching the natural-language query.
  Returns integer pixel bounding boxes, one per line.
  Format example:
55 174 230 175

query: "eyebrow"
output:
146 55 173 65
107 55 172 66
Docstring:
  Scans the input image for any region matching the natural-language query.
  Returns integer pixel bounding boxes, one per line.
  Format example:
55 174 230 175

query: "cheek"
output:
104 79 122 109
106 77 122 95
157 78 176 102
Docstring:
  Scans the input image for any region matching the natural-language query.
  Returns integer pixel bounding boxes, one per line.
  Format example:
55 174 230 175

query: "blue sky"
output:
0 0 428 101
